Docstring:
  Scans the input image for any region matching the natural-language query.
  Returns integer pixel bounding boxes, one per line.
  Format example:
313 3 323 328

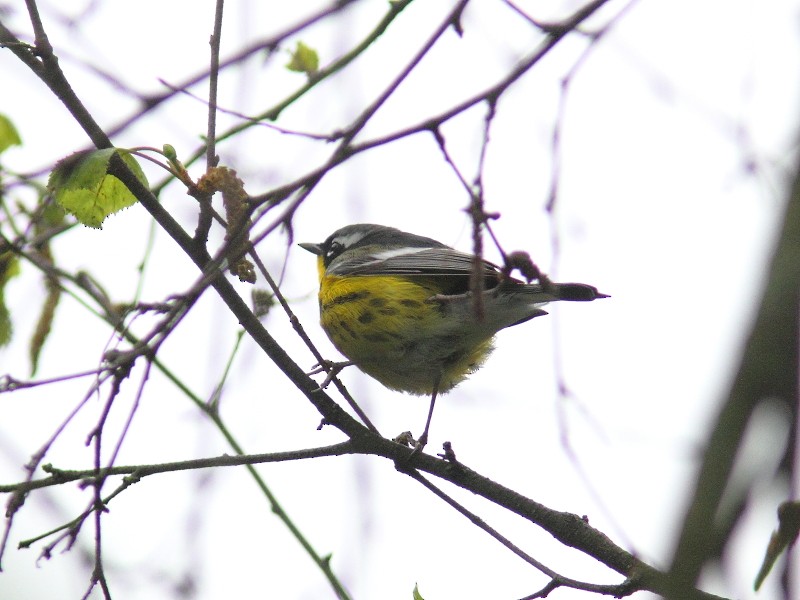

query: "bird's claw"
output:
394 431 427 458
308 359 353 390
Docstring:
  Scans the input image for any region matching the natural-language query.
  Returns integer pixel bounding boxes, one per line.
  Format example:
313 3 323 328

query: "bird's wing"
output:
326 244 608 302
328 246 503 280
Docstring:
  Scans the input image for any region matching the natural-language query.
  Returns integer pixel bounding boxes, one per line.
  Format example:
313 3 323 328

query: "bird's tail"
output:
512 282 608 304
549 283 609 302
489 281 607 329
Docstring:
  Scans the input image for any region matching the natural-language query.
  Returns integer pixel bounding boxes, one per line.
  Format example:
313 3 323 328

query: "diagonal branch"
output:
667 119 800 589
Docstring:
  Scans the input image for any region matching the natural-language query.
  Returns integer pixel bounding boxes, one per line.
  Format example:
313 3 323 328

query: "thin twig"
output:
249 250 380 434
244 0 475 248
0 368 115 567
206 0 224 168
148 0 413 196
2 442 356 496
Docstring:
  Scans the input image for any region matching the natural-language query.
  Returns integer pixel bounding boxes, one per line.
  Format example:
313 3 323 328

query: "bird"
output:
300 223 606 450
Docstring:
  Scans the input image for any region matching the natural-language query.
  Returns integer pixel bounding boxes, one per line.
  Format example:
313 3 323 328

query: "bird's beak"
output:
298 242 323 255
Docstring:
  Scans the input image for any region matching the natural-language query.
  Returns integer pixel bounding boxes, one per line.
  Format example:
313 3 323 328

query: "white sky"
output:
1 1 799 599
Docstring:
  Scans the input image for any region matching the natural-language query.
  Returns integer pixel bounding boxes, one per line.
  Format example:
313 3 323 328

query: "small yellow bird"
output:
301 224 606 449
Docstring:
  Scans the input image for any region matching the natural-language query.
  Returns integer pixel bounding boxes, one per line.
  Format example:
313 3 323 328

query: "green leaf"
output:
47 148 147 229
286 41 319 76
0 252 20 347
0 114 22 155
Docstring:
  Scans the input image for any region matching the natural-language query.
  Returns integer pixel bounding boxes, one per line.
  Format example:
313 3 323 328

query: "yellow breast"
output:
316 267 493 395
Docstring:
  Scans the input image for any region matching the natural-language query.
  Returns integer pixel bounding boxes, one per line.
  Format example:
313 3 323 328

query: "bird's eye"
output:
325 241 344 264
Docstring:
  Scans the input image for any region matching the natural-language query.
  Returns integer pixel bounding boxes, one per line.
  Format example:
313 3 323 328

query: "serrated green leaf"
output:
0 114 22 155
286 41 319 76
48 148 147 229
0 252 20 347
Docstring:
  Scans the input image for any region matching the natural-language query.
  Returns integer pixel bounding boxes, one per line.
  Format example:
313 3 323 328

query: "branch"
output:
668 115 800 588
1 2 730 598
147 0 413 195
0 442 357 495
107 0 363 142
2 431 730 599
245 0 614 213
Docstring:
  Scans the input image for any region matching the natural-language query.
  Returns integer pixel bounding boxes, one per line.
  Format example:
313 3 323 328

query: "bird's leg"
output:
410 375 441 456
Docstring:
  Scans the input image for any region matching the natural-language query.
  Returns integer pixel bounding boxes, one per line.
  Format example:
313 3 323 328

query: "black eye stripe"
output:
322 240 346 267
327 241 343 256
